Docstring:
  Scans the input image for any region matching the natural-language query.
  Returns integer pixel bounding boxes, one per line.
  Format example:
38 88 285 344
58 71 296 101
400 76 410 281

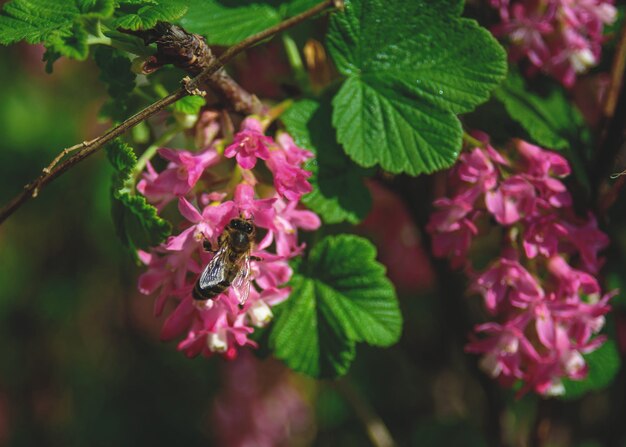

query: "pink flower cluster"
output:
427 131 614 396
137 113 320 359
491 0 617 86
211 352 313 447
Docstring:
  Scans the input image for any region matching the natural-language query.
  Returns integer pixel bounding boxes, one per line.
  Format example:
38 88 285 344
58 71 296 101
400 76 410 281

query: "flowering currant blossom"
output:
491 0 617 87
427 132 616 396
211 352 313 447
137 115 319 359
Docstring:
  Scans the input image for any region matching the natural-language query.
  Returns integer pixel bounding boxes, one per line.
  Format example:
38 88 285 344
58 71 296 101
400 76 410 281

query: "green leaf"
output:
94 46 135 97
47 22 89 60
493 71 579 151
106 139 171 251
491 69 591 188
177 0 320 46
0 0 113 45
562 340 621 400
327 0 507 175
113 2 187 30
94 46 137 121
282 98 372 224
173 95 205 115
270 235 402 378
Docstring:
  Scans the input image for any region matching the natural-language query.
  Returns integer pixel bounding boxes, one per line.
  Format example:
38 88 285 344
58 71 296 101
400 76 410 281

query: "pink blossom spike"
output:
224 117 273 169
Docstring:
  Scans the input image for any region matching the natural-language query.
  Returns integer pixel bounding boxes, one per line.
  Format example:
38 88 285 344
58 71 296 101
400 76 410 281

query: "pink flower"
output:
485 175 536 225
166 198 237 250
137 243 200 316
491 0 616 86
211 352 312 447
522 214 567 259
548 255 601 299
266 150 313 201
137 122 320 360
561 214 609 273
492 2 553 65
270 197 321 257
431 131 616 396
276 132 314 165
472 257 544 312
516 140 571 178
516 140 572 208
224 117 272 169
233 183 276 227
137 147 218 210
466 314 538 383
457 148 500 191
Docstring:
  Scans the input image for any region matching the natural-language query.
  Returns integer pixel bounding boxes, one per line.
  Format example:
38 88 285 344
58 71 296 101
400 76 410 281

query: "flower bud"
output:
248 300 273 327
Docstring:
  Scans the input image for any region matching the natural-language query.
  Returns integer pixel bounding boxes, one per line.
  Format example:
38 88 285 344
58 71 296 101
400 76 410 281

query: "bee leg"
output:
203 240 216 252
251 255 262 261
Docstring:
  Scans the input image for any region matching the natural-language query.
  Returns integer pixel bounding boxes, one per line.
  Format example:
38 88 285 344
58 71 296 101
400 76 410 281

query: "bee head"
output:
229 218 255 235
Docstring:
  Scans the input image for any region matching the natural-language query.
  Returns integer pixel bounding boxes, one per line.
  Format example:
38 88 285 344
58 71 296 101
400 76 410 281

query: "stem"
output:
462 132 485 149
132 125 182 182
593 20 626 213
332 378 397 447
0 0 337 225
282 33 310 93
265 99 294 126
86 35 112 46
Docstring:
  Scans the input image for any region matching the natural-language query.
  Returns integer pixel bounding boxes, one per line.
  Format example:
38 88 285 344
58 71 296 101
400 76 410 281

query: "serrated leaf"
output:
48 23 89 60
0 0 113 45
327 0 507 175
94 46 135 98
113 2 187 30
177 0 320 46
271 277 356 378
173 95 205 115
282 98 372 224
490 69 591 189
94 46 137 121
561 340 621 400
270 235 401 378
494 71 575 151
106 139 171 251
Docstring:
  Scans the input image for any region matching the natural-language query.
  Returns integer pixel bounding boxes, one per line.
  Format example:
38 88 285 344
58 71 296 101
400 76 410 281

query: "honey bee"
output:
193 217 258 308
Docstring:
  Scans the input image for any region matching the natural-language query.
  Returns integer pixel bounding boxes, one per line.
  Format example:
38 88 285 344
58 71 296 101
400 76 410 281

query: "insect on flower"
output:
193 217 260 308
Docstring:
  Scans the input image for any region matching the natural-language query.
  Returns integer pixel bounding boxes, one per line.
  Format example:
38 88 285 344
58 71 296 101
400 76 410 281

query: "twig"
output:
593 21 626 213
332 378 397 447
0 0 337 225
127 23 261 114
602 26 626 121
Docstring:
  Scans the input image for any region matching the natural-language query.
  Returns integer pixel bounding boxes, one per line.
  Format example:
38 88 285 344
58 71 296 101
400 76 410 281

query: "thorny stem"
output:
332 378 397 447
0 0 338 225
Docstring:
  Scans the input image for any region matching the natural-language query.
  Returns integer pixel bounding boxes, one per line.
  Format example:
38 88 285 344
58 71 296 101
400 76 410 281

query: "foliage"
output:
327 0 507 175
282 97 372 224
0 0 624 444
270 235 401 378
177 0 320 45
106 138 171 252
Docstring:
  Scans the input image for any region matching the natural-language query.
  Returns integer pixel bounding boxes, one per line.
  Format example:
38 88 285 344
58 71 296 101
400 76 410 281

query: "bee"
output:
193 217 259 308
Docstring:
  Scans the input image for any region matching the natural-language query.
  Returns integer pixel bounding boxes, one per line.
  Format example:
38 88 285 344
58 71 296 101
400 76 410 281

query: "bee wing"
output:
232 255 252 307
198 245 228 289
